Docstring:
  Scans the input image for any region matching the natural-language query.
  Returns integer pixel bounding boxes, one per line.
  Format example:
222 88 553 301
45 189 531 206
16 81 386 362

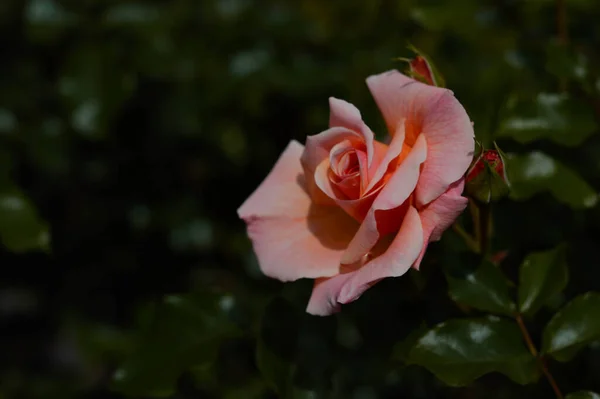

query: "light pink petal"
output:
329 97 375 166
366 70 474 207
305 274 354 316
341 133 427 265
239 141 310 219
238 141 358 281
413 179 468 270
306 206 424 316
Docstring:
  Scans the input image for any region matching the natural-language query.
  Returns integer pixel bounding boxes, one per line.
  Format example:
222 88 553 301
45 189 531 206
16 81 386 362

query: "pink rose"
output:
238 70 475 316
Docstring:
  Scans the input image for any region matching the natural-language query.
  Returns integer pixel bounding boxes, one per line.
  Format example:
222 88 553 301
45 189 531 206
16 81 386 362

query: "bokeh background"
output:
2 0 600 398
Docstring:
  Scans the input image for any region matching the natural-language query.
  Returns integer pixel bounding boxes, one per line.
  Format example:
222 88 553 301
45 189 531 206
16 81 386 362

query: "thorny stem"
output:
470 199 481 249
477 202 491 255
557 0 568 45
516 314 564 399
557 0 568 92
452 224 479 253
469 200 564 399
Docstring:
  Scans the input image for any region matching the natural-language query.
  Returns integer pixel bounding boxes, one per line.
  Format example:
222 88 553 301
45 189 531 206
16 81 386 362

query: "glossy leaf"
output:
408 318 539 386
0 150 49 253
111 293 239 397
542 292 600 361
566 392 600 399
446 260 516 316
518 245 569 316
256 338 294 397
497 93 597 146
506 152 597 209
0 189 49 253
545 41 588 82
256 297 300 396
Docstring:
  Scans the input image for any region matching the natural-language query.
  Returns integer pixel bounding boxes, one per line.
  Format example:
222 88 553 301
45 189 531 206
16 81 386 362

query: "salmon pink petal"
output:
413 179 468 270
306 206 423 316
314 159 378 221
364 118 406 194
238 141 358 281
366 70 474 207
341 134 427 265
301 127 362 204
329 98 375 166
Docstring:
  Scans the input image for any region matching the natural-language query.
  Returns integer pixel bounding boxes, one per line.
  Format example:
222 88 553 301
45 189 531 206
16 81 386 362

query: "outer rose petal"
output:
413 179 468 270
366 70 474 207
341 133 427 265
238 141 358 281
306 206 423 316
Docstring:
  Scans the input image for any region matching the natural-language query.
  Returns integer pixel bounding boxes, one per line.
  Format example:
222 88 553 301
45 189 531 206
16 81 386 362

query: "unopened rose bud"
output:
465 145 510 204
397 44 446 88
408 56 436 86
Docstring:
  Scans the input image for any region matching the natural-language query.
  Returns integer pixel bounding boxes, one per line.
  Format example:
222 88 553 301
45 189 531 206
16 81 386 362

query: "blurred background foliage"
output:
2 0 600 398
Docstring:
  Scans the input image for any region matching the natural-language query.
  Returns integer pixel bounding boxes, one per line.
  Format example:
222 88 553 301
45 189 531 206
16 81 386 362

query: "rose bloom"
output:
238 70 474 316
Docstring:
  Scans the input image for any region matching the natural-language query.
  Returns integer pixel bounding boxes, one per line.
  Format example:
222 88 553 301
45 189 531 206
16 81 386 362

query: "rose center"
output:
328 141 367 200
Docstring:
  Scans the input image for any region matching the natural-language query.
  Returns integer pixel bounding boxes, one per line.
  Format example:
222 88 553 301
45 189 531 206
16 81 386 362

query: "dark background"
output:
1 0 600 398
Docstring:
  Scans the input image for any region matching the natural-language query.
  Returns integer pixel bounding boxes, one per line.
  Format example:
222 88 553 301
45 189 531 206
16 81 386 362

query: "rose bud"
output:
398 44 446 87
465 145 510 204
408 56 436 86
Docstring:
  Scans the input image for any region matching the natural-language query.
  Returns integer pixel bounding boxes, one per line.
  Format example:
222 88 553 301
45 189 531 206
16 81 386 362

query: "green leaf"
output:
446 260 516 316
111 293 239 397
518 245 569 316
497 93 597 147
256 336 295 397
256 297 301 396
506 151 598 209
408 318 539 386
545 41 588 82
0 189 50 253
0 150 50 252
542 292 600 361
392 324 429 363
566 392 600 399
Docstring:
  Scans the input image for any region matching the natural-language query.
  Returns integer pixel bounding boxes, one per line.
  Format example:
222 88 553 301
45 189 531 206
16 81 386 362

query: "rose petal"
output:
301 127 362 204
239 141 310 219
413 179 468 270
306 206 423 316
366 70 474 207
238 141 358 281
329 97 375 166
314 159 378 221
364 118 407 194
341 133 427 265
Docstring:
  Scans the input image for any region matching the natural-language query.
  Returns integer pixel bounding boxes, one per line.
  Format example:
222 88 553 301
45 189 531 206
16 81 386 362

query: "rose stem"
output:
557 0 568 92
477 202 491 255
515 314 564 399
451 224 479 253
557 0 568 46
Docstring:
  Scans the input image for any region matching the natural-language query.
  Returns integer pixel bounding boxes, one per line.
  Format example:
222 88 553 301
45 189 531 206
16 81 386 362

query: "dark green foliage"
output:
542 293 600 361
408 318 540 386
